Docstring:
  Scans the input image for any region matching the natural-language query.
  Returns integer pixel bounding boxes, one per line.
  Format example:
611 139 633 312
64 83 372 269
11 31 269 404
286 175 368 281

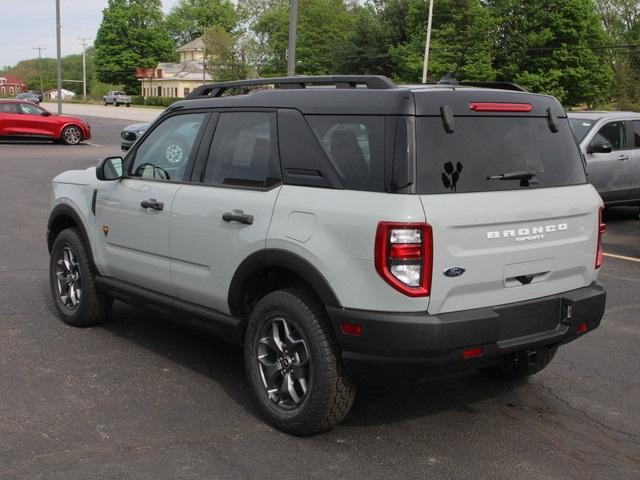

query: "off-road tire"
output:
479 346 557 381
49 228 112 327
244 288 356 436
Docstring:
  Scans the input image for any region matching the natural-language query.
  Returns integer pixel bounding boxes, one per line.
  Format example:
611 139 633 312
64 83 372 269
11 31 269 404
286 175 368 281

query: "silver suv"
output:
47 76 607 436
568 111 640 207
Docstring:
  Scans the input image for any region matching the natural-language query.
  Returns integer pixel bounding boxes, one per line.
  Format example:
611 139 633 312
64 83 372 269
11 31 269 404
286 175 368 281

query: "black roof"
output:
166 75 564 117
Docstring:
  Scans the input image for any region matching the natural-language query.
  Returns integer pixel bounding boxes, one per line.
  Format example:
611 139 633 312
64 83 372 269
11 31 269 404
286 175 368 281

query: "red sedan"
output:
0 100 91 145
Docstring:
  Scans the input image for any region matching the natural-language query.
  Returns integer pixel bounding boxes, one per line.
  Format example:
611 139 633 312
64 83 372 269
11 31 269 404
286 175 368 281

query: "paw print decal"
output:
441 161 463 192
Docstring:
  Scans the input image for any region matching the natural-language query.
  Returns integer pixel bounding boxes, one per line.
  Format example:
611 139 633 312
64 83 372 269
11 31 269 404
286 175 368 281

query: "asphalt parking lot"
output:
1 115 639 479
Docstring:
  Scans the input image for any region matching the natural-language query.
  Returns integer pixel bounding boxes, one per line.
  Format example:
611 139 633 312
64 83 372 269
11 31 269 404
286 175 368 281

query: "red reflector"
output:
390 244 422 260
576 322 588 334
463 347 484 359
342 322 363 336
469 102 533 113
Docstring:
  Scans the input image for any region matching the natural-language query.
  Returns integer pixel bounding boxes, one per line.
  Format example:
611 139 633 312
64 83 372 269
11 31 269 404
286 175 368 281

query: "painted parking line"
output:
603 252 640 263
84 142 104 147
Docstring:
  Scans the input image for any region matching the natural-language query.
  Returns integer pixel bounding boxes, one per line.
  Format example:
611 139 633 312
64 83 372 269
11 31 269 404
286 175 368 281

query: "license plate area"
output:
497 298 561 340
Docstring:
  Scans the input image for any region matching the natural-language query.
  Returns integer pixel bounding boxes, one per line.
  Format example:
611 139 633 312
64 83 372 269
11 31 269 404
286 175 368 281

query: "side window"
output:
307 115 385 191
130 113 206 182
203 112 280 188
591 121 626 151
0 103 18 113
19 103 42 115
632 121 640 148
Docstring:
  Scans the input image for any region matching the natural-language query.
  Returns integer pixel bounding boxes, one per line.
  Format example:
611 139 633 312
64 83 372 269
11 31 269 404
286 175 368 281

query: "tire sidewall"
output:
61 126 82 145
245 292 333 429
49 229 93 325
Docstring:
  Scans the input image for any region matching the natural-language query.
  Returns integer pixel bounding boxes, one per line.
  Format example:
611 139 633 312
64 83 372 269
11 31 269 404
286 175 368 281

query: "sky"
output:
0 0 180 69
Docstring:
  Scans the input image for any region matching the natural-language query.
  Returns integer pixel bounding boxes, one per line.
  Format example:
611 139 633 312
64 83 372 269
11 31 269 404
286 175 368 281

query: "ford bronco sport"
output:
47 76 606 436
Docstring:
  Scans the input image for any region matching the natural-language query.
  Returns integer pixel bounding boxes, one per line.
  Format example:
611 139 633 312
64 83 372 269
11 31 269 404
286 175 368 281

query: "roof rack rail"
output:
458 81 528 92
186 75 397 99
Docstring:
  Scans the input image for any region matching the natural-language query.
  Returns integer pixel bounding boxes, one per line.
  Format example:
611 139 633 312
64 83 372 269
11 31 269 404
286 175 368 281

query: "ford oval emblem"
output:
444 266 466 278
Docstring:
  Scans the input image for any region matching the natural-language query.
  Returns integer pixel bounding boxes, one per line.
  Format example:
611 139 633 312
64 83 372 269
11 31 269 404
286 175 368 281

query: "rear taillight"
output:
375 222 432 297
596 207 606 269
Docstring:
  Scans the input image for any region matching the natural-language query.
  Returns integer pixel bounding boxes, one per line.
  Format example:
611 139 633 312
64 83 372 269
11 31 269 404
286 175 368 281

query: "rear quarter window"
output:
416 116 587 194
307 115 385 191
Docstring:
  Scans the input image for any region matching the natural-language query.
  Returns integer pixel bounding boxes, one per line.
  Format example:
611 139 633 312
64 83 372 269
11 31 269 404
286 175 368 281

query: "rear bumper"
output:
327 282 606 384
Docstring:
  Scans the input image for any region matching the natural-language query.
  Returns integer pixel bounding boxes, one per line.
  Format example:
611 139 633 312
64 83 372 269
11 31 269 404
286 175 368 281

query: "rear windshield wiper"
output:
487 171 538 187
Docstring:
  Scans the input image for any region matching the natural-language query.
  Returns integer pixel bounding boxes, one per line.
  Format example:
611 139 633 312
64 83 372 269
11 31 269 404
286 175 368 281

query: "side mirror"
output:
41 110 51 117
588 142 612 154
96 156 124 181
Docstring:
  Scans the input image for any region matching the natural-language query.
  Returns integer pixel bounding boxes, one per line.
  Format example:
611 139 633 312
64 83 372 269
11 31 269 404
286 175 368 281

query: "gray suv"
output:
568 111 640 207
47 76 606 435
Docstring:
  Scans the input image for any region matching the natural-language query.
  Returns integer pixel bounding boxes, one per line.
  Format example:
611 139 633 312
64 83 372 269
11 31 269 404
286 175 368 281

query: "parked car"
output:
0 100 90 145
28 90 44 102
16 92 41 104
103 91 132 107
47 76 606 436
568 111 640 206
121 122 150 150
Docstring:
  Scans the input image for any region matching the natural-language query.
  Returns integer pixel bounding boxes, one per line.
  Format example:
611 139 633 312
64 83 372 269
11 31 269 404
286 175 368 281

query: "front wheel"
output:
49 228 112 327
61 125 83 145
244 288 356 436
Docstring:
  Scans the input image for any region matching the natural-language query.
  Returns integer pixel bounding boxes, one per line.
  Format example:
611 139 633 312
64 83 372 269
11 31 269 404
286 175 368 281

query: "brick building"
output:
0 75 27 96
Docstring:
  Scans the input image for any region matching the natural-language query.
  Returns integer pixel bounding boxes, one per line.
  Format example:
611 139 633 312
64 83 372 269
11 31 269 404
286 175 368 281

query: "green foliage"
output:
489 0 613 106
94 0 177 93
131 95 145 105
254 0 356 76
204 26 255 81
166 0 240 45
143 96 181 106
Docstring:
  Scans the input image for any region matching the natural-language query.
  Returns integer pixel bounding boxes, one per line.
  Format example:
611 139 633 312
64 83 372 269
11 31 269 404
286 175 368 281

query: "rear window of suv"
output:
416 116 587 194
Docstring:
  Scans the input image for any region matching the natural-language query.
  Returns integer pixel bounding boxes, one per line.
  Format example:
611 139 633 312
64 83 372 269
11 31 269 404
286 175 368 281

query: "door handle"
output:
140 198 164 211
222 211 254 225
618 155 630 161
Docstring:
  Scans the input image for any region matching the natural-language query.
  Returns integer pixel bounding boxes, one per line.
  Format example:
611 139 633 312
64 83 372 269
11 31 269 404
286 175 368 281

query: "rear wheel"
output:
61 125 83 145
244 288 356 436
479 347 557 381
125 103 130 107
49 228 112 327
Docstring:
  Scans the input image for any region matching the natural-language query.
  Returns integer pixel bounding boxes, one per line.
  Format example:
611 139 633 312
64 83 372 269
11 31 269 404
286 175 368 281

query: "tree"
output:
489 0 613 107
253 0 356 76
204 26 256 81
595 0 640 107
166 0 240 46
94 0 176 93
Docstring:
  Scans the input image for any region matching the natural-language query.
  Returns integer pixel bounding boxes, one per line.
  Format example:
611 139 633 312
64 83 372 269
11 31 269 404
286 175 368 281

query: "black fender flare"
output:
47 203 92 256
227 249 341 317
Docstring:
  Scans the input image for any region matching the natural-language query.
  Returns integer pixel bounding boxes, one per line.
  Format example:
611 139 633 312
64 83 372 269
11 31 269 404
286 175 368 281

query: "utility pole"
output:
422 0 434 84
32 47 46 94
202 29 206 85
287 0 298 76
78 38 90 101
55 0 62 113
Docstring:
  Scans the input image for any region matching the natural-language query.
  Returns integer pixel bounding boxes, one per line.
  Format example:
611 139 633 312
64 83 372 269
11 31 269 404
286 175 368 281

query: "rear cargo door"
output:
414 93 602 315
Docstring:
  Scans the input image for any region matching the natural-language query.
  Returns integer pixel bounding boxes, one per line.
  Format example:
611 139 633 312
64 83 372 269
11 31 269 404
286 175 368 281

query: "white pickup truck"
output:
103 91 132 107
